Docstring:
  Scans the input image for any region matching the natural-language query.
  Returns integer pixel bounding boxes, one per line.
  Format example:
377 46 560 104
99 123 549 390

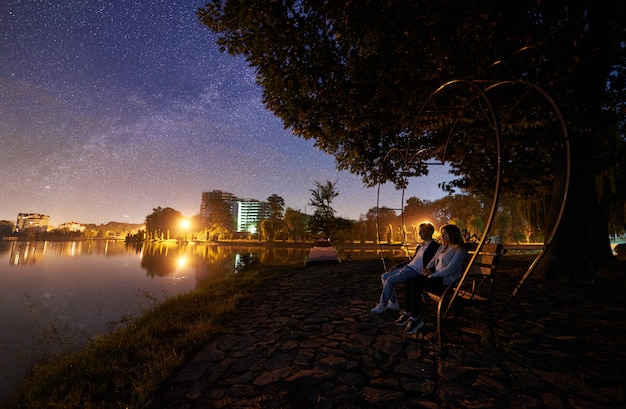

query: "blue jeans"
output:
379 264 421 306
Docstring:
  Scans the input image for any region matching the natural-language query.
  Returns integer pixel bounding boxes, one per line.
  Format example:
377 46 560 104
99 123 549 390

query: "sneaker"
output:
405 318 425 335
371 304 387 314
386 301 400 311
394 313 410 326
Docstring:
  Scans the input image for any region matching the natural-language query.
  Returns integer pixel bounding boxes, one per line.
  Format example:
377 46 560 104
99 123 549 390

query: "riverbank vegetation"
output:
0 260 300 409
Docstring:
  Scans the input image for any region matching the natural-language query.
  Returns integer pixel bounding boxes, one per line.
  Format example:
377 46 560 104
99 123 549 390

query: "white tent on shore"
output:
305 238 341 266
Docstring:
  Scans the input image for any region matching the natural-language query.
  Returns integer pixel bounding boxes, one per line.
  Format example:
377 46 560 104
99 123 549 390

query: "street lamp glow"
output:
180 219 190 243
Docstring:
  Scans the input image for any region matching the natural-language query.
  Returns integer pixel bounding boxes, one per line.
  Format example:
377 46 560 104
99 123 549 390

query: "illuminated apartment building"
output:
200 190 271 233
16 213 50 233
236 199 271 233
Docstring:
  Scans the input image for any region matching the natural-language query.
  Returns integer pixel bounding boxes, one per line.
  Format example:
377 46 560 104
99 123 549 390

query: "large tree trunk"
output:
540 131 613 279
536 6 617 279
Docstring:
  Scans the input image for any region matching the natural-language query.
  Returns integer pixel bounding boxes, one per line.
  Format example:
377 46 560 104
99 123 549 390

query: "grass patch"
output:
1 262 297 409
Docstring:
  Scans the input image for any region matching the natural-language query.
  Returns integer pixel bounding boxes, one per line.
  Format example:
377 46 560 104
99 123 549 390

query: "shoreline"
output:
3 254 625 408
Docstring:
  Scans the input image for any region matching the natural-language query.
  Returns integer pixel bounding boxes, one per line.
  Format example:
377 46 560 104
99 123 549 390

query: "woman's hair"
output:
441 224 463 246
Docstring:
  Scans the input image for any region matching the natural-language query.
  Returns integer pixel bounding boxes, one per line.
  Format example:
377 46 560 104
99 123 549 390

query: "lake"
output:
0 239 390 397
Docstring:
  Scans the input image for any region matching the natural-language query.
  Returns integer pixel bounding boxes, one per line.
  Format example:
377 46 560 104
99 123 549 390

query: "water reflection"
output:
6 240 140 266
8 241 47 265
3 240 406 274
137 243 185 277
4 240 311 276
0 241 320 389
0 239 400 397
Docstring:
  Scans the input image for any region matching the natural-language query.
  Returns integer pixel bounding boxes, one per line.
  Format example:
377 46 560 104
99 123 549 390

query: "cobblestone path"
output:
146 256 626 408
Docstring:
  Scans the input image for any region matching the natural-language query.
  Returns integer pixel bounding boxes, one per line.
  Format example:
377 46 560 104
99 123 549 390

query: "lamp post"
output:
180 219 189 243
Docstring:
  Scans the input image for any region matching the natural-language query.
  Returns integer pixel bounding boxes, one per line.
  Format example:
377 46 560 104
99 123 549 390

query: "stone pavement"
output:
146 256 626 408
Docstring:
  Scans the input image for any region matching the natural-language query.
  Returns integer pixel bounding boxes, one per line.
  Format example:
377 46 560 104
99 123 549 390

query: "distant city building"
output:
16 213 50 233
200 190 271 233
200 190 237 227
236 199 271 233
58 221 86 232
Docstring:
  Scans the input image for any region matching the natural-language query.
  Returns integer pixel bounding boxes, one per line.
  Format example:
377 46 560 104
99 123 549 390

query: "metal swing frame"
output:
375 48 571 330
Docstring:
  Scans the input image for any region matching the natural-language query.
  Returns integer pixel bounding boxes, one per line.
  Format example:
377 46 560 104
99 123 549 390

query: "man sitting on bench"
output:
371 222 440 315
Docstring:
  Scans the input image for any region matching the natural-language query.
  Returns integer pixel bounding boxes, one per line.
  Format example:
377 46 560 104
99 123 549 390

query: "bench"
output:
424 242 506 348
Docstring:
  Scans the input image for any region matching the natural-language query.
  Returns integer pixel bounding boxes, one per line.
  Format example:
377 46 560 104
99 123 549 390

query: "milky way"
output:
1 0 450 226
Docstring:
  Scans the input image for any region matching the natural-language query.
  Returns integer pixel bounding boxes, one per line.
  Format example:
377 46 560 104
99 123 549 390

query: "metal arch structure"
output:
486 80 570 325
376 78 503 263
375 146 445 271
375 61 570 327
415 79 504 321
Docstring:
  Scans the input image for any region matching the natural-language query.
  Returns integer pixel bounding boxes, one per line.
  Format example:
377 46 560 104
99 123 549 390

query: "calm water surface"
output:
0 239 386 397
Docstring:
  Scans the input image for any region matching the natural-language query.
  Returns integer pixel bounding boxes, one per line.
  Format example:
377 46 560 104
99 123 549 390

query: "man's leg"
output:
381 268 397 286
372 267 403 313
380 265 419 306
394 277 415 325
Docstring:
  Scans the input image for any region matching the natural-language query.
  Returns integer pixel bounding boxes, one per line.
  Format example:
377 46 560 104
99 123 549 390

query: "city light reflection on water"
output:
0 240 276 397
0 239 392 397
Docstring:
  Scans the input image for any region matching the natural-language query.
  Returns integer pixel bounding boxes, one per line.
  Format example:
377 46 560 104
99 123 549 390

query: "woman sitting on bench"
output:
403 224 466 335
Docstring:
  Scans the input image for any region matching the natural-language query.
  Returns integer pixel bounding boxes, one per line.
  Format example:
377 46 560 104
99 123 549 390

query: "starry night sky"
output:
1 0 450 226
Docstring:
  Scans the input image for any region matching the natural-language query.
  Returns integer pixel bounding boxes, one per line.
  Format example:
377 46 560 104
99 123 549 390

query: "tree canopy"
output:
308 180 339 238
0 220 14 237
198 0 626 277
145 207 183 240
264 193 285 241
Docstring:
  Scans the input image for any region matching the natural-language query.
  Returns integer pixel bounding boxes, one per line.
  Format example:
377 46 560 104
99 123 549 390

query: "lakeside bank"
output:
3 252 625 408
